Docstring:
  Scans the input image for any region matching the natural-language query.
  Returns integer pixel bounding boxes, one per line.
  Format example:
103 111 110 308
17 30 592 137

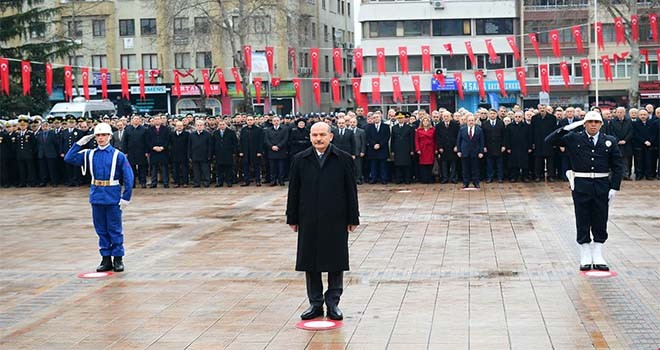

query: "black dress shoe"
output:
150 184 157 188
270 182 278 186
474 184 480 189
96 256 113 272
451 180 458 184
580 264 592 271
486 179 493 183
326 305 343 320
193 184 201 188
163 184 169 188
227 183 232 187
593 264 609 271
279 182 285 186
113 256 124 272
141 184 147 189
256 182 261 187
215 183 223 187
240 183 250 187
300 305 324 320
547 177 555 182
441 179 449 184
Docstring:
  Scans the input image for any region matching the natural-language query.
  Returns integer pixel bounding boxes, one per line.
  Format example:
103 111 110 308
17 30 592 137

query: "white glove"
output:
119 199 130 210
563 119 585 131
76 134 95 146
608 189 617 203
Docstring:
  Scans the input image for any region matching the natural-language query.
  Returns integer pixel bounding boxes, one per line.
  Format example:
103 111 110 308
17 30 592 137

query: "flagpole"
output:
594 0 600 107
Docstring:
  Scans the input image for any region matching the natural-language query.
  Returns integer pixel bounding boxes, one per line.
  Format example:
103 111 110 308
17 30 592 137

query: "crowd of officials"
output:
1 103 659 189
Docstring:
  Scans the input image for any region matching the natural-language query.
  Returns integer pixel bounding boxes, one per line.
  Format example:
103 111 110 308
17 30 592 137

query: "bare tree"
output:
161 0 300 114
599 0 660 108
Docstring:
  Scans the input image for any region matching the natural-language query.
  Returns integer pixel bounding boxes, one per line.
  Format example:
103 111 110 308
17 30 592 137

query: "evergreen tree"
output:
0 0 78 116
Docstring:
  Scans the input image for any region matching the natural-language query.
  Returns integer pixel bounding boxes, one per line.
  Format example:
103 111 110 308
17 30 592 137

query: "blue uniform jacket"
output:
65 143 134 205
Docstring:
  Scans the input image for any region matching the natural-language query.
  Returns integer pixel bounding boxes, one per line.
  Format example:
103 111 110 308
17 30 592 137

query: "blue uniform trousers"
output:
92 204 124 257
571 190 609 244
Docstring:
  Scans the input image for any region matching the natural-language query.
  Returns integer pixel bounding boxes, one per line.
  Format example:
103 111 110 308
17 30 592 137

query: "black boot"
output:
113 256 124 272
96 256 113 272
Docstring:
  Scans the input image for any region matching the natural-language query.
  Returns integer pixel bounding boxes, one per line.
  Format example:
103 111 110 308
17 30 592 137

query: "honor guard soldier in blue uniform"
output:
65 123 134 272
545 111 623 272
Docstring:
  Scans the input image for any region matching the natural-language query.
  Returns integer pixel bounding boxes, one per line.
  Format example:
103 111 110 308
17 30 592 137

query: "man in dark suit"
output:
287 122 359 321
239 116 265 186
365 111 390 184
59 116 82 186
146 114 170 188
435 111 460 184
456 115 485 188
545 111 623 272
482 109 506 183
169 120 190 187
348 117 366 184
111 119 127 152
36 121 60 186
609 107 633 180
390 112 415 184
632 109 658 180
531 105 558 181
123 115 149 188
331 117 355 157
264 116 290 186
188 119 213 187
212 119 238 187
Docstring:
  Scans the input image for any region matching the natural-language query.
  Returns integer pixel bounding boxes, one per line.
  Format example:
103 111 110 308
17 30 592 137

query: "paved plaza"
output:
0 181 659 350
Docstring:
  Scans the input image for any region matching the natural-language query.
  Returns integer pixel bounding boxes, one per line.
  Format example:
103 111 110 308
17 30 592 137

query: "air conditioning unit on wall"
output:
433 1 444 9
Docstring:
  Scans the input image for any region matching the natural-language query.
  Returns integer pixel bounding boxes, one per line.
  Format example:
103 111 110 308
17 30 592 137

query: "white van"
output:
49 97 116 119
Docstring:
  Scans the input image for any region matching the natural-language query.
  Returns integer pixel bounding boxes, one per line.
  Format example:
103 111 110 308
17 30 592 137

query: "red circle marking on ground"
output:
77 271 114 279
295 319 343 331
580 270 618 278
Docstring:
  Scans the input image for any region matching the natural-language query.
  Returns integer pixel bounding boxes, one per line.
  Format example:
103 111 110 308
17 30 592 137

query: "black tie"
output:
589 136 594 145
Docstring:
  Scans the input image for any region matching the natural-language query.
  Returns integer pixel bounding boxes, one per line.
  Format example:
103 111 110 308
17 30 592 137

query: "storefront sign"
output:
130 86 167 95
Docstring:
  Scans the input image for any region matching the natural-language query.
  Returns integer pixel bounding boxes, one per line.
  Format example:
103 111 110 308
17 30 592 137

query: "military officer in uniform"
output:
16 116 37 187
60 116 82 186
545 111 623 272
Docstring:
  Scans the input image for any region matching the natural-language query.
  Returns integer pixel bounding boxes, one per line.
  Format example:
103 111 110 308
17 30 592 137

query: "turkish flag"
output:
474 70 486 100
371 77 381 104
549 29 561 57
539 64 550 93
45 63 52 96
495 69 507 97
515 67 527 96
137 69 146 100
351 78 362 107
580 59 591 87
453 72 464 100
202 69 212 96
506 36 520 61
310 47 320 78
149 69 159 85
613 52 629 64
354 48 364 76
271 77 281 87
485 39 498 63
595 22 604 50
265 46 274 75
465 41 476 67
331 78 341 105
560 61 570 87
253 77 262 104
173 70 180 97
293 78 302 107
21 60 31 96
529 33 541 58
100 68 108 99
434 73 445 88
411 75 421 104
640 49 649 66
650 13 658 42
216 68 228 96
288 47 297 73
64 66 73 100
243 45 252 71
614 18 625 45
391 76 403 103
312 78 321 107
333 48 343 75
0 58 8 95
398 47 409 74
120 69 129 100
421 45 431 72
443 43 453 57
81 67 90 100
572 26 584 53
376 47 386 75
231 67 243 95
631 15 639 42
601 56 613 82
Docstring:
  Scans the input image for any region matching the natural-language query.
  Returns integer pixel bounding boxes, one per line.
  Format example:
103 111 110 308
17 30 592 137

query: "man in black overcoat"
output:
36 121 60 186
609 107 633 180
59 116 82 186
264 116 289 186
435 111 460 184
169 121 190 187
390 112 415 184
212 120 238 187
483 109 506 183
239 116 265 186
146 114 170 188
531 105 558 182
505 112 533 182
188 119 213 187
287 122 359 321
123 115 149 188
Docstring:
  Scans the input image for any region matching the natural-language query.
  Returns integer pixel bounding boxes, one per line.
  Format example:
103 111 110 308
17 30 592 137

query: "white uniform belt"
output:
573 172 609 178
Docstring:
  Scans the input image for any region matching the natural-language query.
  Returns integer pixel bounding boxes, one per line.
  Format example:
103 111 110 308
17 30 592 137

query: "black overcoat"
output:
239 125 265 161
212 128 238 165
435 121 460 161
286 144 359 272
505 122 532 169
531 113 557 157
390 124 414 166
123 125 149 165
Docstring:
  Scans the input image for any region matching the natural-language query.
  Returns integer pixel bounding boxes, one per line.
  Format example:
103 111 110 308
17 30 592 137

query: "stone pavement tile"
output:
223 342 269 350
428 343 468 350
145 341 192 349
301 343 347 350
387 343 430 350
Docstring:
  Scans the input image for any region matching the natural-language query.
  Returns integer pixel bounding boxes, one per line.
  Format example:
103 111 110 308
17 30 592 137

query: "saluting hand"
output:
290 224 298 232
348 225 358 232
